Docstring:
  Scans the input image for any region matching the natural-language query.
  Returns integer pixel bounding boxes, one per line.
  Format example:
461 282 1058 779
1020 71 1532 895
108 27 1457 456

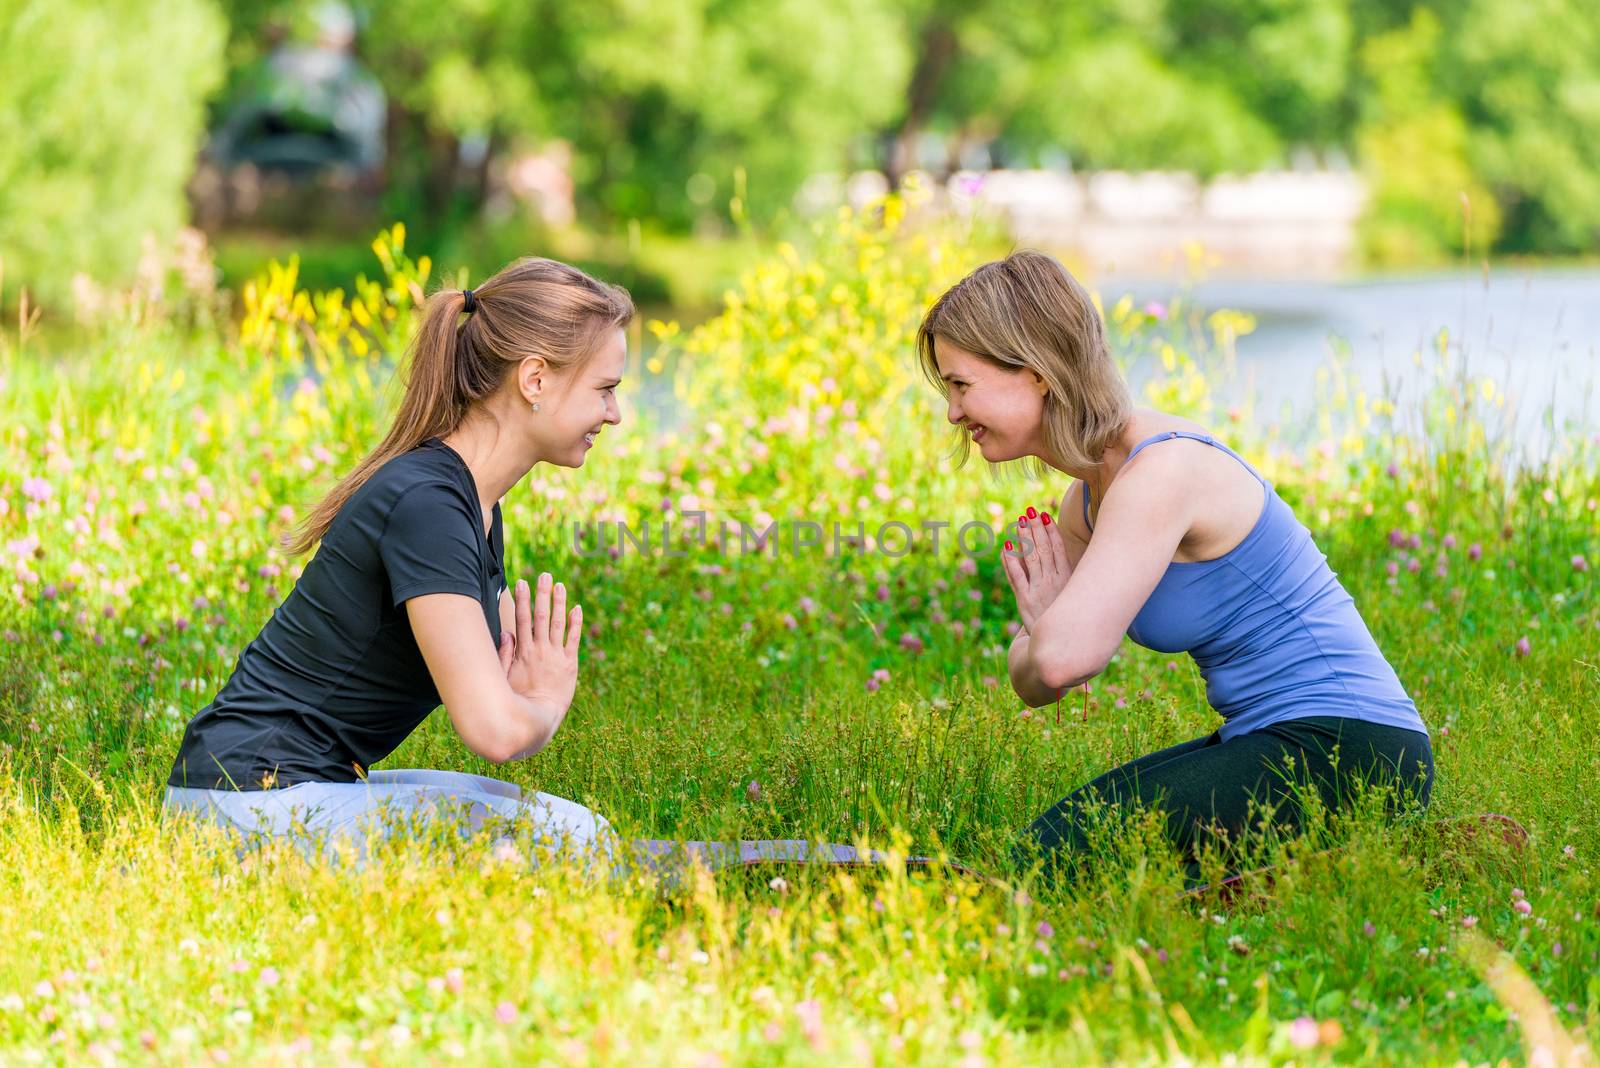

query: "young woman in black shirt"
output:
165 257 632 864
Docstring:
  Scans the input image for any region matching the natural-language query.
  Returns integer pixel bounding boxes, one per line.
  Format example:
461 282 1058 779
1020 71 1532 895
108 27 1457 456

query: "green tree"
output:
0 0 227 310
217 0 910 233
879 0 1357 178
201 0 1600 259
1354 7 1501 263
1443 0 1600 253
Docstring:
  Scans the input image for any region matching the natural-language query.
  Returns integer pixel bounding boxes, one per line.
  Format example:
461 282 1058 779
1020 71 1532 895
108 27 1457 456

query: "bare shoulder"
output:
1104 442 1202 503
1097 417 1220 515
1123 414 1228 477
1117 415 1264 562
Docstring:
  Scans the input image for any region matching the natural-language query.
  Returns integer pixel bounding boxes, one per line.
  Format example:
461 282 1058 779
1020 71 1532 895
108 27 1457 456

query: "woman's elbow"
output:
1034 658 1075 694
452 697 532 765
465 731 518 766
1033 644 1101 693
494 731 554 764
481 742 519 765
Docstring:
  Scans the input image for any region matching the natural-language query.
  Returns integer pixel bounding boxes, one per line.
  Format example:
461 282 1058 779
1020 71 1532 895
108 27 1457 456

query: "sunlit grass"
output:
1 198 1596 1063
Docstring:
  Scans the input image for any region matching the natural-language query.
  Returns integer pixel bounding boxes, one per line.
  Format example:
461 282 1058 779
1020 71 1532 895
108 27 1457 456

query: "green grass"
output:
1 207 1597 1064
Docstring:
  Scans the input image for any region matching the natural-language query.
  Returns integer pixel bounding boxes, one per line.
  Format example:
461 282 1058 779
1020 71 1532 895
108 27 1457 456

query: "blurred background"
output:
2 0 1596 439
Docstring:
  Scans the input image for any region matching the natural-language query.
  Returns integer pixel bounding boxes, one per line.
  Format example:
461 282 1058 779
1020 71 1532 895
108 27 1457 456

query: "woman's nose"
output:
946 400 963 425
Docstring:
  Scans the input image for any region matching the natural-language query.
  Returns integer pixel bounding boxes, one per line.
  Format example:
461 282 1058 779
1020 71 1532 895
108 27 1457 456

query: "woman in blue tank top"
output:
917 251 1433 880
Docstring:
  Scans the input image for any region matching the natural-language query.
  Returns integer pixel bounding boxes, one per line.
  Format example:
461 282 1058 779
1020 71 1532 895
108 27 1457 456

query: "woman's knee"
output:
1010 787 1124 875
523 791 612 841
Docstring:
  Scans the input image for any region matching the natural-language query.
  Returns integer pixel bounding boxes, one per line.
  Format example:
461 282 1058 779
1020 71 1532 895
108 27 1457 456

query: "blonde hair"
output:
281 257 634 556
916 249 1132 476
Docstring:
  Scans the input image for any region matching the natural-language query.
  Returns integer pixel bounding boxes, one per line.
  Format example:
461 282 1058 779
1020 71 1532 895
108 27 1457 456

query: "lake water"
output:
621 268 1598 466
1099 269 1600 464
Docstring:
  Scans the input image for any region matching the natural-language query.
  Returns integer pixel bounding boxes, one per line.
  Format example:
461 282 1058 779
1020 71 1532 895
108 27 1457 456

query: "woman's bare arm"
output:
1028 462 1192 691
407 574 580 763
1009 629 1069 707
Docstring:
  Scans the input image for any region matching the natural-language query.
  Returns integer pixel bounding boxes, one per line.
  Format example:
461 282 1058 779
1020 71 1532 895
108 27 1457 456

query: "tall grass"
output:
0 200 1596 1064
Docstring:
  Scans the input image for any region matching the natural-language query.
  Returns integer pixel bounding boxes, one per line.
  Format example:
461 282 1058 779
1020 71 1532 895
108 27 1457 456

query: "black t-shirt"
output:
167 436 506 790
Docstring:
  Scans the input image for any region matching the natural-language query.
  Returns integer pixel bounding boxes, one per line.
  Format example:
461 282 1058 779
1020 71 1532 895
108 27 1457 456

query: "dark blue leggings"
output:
1014 715 1434 877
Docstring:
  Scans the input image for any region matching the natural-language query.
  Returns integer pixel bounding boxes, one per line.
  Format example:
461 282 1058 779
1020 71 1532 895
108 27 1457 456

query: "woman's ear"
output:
1032 371 1049 397
519 355 548 404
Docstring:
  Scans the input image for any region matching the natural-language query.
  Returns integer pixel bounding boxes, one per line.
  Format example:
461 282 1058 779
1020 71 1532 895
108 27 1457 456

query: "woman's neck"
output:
439 417 535 523
1047 414 1141 501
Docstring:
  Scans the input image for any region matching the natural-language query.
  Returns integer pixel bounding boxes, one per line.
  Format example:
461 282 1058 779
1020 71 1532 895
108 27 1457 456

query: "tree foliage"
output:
0 0 227 307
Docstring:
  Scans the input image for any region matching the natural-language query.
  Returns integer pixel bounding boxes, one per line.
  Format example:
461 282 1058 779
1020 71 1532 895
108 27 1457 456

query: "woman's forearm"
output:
1008 630 1067 707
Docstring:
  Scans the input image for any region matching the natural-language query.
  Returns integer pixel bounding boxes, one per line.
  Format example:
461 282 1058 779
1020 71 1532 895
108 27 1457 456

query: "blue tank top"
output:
1082 430 1427 741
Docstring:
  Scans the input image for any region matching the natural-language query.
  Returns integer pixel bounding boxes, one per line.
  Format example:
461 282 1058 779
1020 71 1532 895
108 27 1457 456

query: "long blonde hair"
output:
281 257 634 556
916 249 1131 476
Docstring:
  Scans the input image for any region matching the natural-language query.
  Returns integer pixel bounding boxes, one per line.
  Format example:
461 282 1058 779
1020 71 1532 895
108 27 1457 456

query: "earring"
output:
530 401 541 412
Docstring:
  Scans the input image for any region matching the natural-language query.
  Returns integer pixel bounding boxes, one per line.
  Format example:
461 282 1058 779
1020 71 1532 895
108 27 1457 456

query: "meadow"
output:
1 194 1597 1065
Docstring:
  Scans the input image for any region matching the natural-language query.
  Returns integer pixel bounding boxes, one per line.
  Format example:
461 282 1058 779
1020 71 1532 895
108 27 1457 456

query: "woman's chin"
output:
551 440 595 468
975 437 1014 462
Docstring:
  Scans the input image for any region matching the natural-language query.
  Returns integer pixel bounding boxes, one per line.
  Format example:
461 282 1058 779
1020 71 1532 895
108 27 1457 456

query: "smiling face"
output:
933 336 1049 464
522 327 626 468
917 251 1136 477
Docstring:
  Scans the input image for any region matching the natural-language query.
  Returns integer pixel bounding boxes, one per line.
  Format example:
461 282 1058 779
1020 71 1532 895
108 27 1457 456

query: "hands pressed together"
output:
1000 506 1073 634
497 571 582 719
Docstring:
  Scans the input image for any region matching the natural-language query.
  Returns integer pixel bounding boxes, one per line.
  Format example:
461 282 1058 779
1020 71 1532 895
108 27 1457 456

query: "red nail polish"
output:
1027 506 1038 519
1005 541 1014 552
1018 515 1027 526
1042 512 1052 525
